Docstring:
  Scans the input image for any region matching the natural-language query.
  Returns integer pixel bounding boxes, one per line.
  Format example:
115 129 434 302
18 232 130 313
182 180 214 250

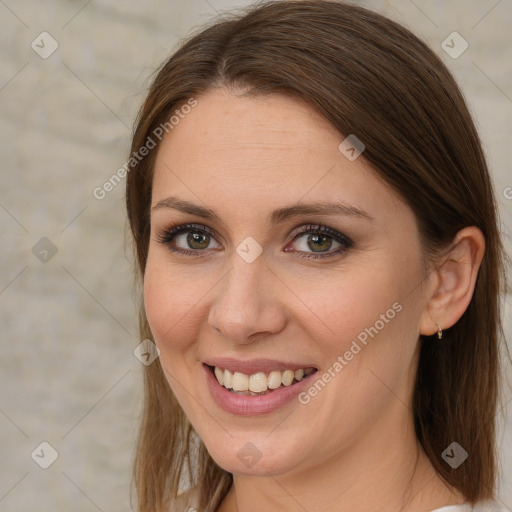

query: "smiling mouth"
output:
206 364 318 396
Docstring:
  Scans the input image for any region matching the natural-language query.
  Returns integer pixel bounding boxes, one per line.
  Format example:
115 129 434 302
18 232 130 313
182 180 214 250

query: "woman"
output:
126 1 508 511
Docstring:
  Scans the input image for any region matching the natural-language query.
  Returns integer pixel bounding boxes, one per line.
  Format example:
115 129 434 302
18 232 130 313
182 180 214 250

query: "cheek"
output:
143 263 168 343
143 256 204 355
295 255 425 393
320 269 423 399
294 265 405 346
143 258 209 413
287 272 422 459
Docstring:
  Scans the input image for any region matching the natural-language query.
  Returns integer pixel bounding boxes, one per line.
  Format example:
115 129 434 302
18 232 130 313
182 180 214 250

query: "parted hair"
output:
126 2 507 510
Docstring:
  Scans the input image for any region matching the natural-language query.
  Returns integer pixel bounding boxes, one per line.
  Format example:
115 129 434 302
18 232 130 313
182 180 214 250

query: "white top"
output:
431 502 505 511
175 489 504 512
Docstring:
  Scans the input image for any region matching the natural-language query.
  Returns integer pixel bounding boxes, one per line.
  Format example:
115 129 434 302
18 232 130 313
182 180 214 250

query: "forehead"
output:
158 89 334 166
151 88 404 223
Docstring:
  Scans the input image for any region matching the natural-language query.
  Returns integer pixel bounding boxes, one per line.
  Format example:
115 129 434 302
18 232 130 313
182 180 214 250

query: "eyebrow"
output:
151 196 373 224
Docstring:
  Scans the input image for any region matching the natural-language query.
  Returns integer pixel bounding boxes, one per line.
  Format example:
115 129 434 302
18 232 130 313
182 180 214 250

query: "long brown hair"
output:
126 1 507 510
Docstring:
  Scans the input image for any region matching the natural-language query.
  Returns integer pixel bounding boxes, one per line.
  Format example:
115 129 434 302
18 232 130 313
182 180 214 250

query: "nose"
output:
207 255 287 345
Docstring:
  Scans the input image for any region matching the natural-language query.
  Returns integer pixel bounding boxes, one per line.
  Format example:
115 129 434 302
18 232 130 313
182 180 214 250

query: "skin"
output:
144 88 485 512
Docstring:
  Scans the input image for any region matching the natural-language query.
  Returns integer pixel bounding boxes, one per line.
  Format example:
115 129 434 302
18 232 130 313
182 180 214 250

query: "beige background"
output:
0 1 511 510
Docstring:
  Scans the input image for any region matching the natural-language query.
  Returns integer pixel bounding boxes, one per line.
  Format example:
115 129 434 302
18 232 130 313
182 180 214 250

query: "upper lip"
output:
203 357 317 375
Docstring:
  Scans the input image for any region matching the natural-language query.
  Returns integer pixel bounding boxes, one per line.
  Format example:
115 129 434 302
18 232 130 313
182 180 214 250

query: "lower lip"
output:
203 364 316 416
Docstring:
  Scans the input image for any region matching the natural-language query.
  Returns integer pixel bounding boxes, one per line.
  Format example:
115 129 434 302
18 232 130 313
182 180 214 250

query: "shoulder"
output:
172 486 200 511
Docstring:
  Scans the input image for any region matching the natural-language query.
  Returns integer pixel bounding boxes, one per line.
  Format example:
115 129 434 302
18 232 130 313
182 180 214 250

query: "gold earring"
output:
437 324 443 340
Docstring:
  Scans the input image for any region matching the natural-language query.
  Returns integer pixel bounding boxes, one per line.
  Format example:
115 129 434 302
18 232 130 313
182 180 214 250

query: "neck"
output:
218 405 464 512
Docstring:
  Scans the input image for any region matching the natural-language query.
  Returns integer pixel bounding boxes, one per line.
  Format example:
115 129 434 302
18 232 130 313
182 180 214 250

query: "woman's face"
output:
144 88 432 477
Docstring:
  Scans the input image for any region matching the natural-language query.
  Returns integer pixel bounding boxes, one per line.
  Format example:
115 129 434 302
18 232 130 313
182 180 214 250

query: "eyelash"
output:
155 222 353 260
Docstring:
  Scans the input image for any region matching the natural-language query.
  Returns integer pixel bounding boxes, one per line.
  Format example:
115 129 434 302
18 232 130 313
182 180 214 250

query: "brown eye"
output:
185 232 211 250
292 232 340 253
305 234 333 252
156 223 222 254
287 224 353 260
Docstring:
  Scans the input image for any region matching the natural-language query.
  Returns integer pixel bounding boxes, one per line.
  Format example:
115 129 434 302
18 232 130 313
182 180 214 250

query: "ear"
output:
419 226 485 336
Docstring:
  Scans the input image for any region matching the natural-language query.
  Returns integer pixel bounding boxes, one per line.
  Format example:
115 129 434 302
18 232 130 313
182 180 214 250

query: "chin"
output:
202 433 306 477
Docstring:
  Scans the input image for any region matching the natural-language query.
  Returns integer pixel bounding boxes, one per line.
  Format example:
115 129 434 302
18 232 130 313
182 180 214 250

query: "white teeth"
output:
281 370 294 386
223 369 233 389
214 367 224 386
213 366 315 393
249 372 268 393
267 370 282 390
294 368 304 381
232 372 249 391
